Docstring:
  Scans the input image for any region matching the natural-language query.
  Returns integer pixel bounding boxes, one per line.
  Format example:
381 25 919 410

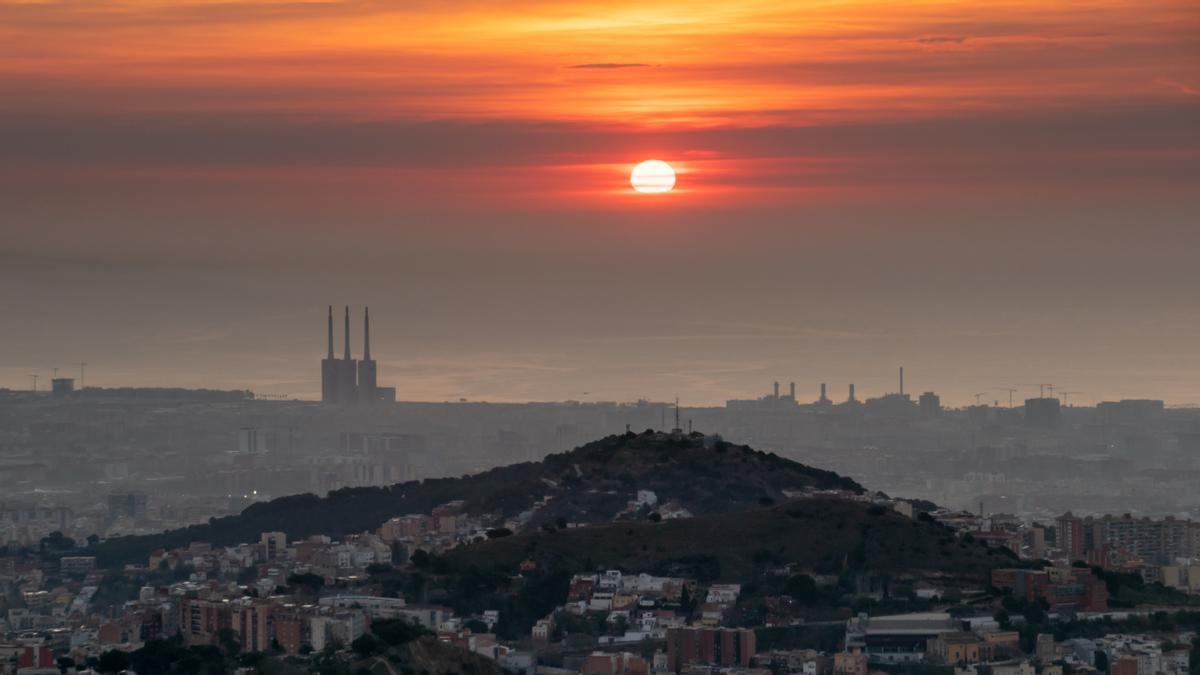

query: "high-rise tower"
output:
357 306 378 404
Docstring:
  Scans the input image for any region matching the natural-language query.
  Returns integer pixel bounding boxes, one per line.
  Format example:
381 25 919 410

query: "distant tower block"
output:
789 382 796 400
819 383 828 403
773 381 780 398
849 383 856 402
899 366 905 396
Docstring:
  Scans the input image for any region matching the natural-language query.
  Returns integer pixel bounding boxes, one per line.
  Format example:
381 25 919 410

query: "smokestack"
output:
343 306 351 360
327 306 334 359
820 383 827 402
773 381 780 398
899 367 904 396
363 306 371 361
849 383 856 402
789 382 796 399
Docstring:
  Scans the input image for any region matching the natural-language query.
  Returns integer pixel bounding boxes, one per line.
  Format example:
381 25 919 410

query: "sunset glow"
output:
2 0 1196 207
2 0 1198 404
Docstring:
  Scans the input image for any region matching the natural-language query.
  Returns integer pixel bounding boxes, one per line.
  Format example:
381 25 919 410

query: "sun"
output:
630 160 676 193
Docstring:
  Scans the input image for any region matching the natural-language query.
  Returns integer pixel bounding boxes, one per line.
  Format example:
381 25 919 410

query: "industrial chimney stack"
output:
357 306 378 405
321 306 338 402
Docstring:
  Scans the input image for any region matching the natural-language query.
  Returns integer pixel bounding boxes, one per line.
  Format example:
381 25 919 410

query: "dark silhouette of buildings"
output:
320 306 393 405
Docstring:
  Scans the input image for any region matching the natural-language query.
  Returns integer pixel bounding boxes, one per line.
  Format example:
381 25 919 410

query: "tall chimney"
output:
789 382 796 399
327 306 334 359
849 383 856 402
773 381 780 398
899 366 904 396
363 306 371 361
343 306 351 360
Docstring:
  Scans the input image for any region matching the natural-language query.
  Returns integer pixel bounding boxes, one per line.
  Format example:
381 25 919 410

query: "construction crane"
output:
993 387 1018 408
973 392 987 406
1017 383 1054 399
73 362 87 390
1059 391 1083 407
28 374 38 392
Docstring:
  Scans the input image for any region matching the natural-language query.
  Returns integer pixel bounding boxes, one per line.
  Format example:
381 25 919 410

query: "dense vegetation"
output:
352 497 1021 637
89 431 862 567
443 497 1015 582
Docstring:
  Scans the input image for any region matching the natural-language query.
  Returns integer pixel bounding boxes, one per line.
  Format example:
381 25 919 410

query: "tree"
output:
994 609 1012 630
679 586 695 615
217 627 241 657
372 618 428 646
410 549 433 569
786 574 818 603
350 633 383 657
97 649 130 673
609 615 629 636
287 572 325 595
40 531 75 553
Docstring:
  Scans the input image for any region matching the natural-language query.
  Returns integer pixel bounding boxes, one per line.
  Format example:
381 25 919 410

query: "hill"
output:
443 496 1013 583
380 496 1021 637
90 431 862 566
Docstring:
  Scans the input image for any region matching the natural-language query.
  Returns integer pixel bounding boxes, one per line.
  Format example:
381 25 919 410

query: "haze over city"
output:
2 2 1200 674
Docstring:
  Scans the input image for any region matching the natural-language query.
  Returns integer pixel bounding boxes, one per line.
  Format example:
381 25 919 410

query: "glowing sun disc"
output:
631 159 676 193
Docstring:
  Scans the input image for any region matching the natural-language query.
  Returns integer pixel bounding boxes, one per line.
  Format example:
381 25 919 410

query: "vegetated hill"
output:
353 636 507 675
442 497 1017 585
90 431 862 566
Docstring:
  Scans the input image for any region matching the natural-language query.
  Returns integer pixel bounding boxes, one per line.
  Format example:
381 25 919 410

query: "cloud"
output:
915 36 967 44
567 62 649 69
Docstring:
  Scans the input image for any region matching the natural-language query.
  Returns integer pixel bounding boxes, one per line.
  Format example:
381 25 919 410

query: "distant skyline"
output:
2 0 1197 406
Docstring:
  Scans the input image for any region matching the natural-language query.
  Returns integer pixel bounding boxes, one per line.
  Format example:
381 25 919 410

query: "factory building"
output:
320 306 394 405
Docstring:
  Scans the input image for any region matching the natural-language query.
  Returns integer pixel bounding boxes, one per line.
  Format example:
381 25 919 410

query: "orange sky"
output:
3 0 1197 202
1 0 1199 404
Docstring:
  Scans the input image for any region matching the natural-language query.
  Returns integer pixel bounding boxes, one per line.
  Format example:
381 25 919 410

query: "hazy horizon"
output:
3 0 1197 407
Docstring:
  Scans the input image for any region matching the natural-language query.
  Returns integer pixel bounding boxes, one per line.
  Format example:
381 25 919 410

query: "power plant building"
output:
320 306 394 405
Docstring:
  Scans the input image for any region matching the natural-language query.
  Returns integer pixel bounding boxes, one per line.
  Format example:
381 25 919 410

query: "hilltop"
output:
90 431 862 566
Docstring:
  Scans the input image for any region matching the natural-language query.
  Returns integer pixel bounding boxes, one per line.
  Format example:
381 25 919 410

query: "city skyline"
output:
4 2 1200 671
4 306 1196 408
